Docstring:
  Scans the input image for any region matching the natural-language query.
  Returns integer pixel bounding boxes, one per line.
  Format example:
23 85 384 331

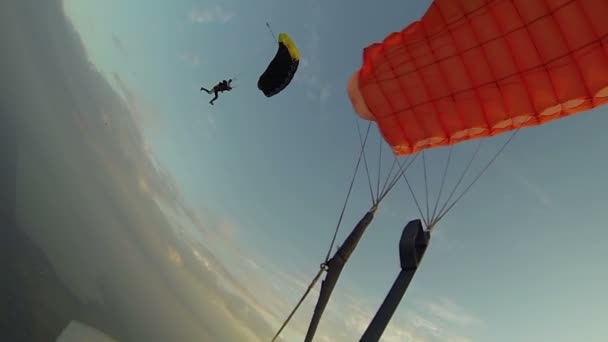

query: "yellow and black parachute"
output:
257 32 300 97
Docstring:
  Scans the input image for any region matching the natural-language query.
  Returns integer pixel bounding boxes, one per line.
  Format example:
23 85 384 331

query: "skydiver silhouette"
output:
200 79 233 105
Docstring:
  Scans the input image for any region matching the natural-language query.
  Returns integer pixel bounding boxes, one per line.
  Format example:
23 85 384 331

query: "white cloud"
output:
111 34 128 57
513 171 554 209
176 202 479 342
189 5 234 24
423 297 481 326
207 110 217 129
320 85 331 104
224 248 479 342
497 156 555 210
179 51 201 67
109 71 167 147
247 258 260 270
298 0 333 109
182 205 472 341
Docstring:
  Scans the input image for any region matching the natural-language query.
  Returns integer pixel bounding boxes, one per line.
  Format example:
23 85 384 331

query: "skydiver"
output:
200 79 233 105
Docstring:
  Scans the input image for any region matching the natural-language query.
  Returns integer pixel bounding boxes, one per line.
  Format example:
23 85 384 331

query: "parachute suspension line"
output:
422 151 431 223
358 124 410 208
379 159 403 201
271 121 372 342
432 129 519 226
376 137 383 200
377 153 419 205
270 268 324 342
430 146 454 223
266 22 278 42
324 120 371 263
397 157 430 227
394 128 518 230
356 119 377 205
380 158 398 198
430 140 484 226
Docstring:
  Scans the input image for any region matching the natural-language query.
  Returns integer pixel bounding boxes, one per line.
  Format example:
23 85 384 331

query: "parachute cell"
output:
258 33 300 97
347 0 608 156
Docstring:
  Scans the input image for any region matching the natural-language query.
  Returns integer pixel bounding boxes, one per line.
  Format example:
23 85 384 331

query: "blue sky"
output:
48 0 608 341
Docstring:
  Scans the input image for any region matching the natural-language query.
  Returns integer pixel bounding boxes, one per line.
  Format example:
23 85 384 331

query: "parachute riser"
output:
334 210 375 262
305 209 376 342
360 219 431 342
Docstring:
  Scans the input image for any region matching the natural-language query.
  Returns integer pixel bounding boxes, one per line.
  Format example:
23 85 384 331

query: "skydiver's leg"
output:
200 87 212 94
209 91 219 105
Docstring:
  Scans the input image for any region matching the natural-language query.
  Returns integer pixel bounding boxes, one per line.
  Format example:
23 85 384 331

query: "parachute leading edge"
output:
258 33 300 97
347 0 608 156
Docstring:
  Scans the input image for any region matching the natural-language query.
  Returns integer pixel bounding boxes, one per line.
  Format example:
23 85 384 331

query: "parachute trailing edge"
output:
258 33 300 97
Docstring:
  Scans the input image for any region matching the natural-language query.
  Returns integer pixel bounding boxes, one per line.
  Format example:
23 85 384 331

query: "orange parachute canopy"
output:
347 0 608 156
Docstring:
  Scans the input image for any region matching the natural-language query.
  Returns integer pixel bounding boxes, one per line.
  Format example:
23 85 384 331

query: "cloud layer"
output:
189 5 234 24
0 0 279 341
